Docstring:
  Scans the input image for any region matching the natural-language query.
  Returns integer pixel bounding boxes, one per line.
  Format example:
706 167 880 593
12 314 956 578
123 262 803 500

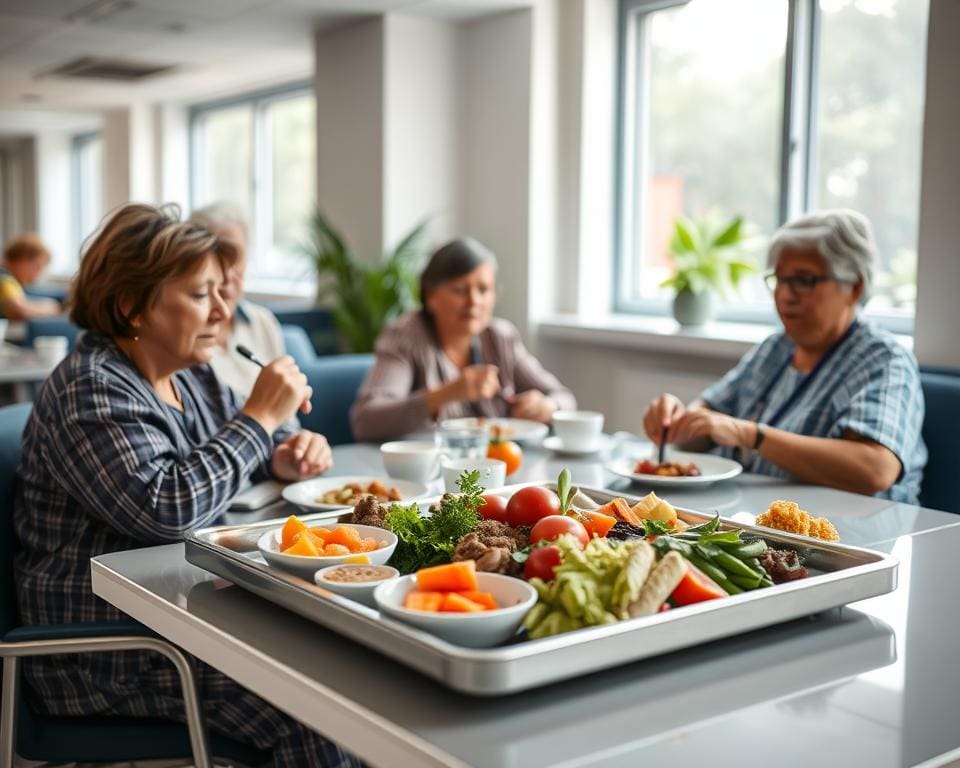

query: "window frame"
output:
614 0 916 335
71 130 103 262
188 80 315 293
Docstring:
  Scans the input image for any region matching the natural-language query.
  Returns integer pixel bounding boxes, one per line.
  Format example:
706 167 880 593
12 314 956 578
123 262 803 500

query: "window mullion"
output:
780 0 815 225
252 100 271 278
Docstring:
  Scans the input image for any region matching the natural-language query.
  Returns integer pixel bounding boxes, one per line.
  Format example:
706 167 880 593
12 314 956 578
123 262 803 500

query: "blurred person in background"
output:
14 203 353 767
643 209 926 504
0 233 62 320
351 236 576 442
189 202 287 400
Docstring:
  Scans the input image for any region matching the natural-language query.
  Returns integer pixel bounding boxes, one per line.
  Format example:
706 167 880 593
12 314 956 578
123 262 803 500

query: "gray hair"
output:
188 201 249 243
767 209 877 305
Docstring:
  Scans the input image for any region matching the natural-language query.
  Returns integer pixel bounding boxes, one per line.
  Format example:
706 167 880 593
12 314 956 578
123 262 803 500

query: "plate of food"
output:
281 475 429 513
439 417 549 445
605 451 742 487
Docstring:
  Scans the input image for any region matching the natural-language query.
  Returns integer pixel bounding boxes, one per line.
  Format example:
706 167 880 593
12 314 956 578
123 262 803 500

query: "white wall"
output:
314 18 385 263
914 0 960 369
0 137 37 243
154 104 189 208
101 109 131 214
461 9 534 338
383 15 462 249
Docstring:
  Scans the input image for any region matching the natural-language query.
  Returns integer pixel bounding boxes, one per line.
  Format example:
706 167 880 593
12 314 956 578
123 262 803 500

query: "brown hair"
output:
69 203 238 338
3 233 50 263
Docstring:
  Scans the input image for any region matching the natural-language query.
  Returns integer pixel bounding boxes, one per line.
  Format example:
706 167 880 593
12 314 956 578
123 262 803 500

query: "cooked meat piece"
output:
474 519 528 550
757 548 809 583
476 546 517 575
349 495 386 528
453 532 490 562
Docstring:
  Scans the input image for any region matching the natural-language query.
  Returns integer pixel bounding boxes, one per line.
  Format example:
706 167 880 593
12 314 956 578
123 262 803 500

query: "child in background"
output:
0 233 62 321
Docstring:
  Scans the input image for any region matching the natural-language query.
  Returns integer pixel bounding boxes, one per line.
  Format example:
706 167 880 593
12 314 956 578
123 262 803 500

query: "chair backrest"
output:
24 316 80 350
919 368 960 514
280 324 317 367
269 307 339 356
299 354 374 446
0 403 32 634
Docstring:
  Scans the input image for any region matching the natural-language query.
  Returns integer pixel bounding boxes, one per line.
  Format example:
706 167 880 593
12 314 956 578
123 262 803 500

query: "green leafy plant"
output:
661 212 757 296
305 210 428 352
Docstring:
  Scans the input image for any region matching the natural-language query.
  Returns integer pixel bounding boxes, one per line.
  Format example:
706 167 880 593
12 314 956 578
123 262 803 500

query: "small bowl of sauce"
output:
315 564 399 607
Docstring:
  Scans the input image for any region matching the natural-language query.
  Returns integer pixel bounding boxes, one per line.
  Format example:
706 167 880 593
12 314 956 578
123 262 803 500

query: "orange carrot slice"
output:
416 560 478 592
458 591 498 610
439 592 486 612
280 515 308 550
282 532 319 556
325 525 363 551
404 590 445 611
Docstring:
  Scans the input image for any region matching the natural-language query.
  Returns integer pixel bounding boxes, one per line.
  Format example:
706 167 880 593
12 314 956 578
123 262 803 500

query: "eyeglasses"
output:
764 272 843 296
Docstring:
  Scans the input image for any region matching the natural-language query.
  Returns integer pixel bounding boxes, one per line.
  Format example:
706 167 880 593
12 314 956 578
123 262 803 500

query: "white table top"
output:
90 441 960 768
0 343 56 384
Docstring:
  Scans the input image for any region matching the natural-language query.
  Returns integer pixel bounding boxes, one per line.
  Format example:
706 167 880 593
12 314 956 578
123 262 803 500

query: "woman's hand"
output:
643 393 686 443
669 409 755 449
271 430 333 481
241 356 313 434
510 389 556 422
458 364 501 401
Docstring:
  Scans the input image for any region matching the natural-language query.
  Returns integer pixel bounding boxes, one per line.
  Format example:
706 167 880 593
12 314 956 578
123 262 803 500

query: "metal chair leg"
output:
1 656 20 768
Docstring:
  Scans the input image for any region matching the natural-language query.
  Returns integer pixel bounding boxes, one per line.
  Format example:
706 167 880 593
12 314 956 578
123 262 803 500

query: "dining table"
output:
0 343 57 403
90 436 960 768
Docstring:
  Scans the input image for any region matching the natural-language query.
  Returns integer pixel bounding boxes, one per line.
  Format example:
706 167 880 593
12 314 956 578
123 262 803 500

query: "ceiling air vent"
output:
44 56 176 82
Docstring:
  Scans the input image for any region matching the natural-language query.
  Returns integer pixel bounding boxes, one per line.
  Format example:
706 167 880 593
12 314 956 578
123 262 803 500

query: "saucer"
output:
542 435 610 457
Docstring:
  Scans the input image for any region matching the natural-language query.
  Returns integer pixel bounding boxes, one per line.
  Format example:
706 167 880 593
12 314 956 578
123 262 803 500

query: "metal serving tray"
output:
184 484 898 696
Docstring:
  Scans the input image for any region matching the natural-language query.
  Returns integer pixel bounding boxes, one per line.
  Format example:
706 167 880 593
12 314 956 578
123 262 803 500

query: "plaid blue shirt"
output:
701 320 927 504
13 331 299 715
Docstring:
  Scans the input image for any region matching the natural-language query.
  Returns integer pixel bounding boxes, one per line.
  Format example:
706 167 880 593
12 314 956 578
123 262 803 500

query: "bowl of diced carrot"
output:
257 515 397 578
373 560 537 648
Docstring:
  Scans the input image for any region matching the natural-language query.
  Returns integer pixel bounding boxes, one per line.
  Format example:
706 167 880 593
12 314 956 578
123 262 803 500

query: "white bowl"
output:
257 523 397 579
314 563 400 607
373 572 537 648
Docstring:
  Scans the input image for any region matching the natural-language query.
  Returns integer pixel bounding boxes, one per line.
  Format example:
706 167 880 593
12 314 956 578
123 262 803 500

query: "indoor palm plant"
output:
305 210 428 353
661 211 757 326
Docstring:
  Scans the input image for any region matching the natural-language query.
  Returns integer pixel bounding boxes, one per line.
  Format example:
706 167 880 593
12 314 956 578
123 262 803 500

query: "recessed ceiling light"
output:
66 0 135 25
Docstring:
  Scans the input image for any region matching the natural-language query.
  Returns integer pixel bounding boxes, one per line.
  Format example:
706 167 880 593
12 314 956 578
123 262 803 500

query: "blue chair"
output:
0 404 266 766
281 323 317 366
270 307 340 356
299 354 374 445
919 368 960 514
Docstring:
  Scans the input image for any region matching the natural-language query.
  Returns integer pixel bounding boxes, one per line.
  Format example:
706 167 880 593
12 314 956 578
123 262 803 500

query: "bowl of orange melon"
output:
257 514 398 579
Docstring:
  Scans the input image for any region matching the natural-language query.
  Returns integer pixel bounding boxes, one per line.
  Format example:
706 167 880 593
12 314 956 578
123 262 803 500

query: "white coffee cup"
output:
0 319 8 343
441 457 507 494
33 335 69 366
380 440 440 483
552 410 604 450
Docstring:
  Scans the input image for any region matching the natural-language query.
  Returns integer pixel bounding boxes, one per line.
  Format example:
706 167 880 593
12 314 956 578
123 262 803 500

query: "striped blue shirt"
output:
13 331 294 714
700 320 927 504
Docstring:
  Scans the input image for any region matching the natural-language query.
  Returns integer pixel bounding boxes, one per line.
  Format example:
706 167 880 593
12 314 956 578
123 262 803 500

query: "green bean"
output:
712 551 767 581
686 553 727 584
721 539 767 559
729 573 764 589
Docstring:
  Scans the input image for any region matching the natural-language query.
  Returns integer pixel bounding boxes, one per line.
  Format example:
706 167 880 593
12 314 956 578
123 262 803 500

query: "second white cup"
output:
441 457 507 494
552 410 604 450
380 440 440 483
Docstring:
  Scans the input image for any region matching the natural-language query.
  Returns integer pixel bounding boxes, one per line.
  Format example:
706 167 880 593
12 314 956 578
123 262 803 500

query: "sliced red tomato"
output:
670 562 727 606
478 494 509 522
523 545 562 581
530 515 589 549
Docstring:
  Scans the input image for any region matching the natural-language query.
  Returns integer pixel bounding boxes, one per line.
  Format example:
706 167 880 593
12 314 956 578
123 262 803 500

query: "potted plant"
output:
305 210 428 353
661 212 757 326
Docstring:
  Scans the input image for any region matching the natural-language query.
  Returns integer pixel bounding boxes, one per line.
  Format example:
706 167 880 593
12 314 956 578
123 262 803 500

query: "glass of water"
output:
436 420 489 460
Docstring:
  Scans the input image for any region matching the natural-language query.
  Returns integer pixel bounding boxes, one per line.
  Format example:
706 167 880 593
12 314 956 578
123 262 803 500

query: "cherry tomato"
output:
487 438 523 476
505 486 560 527
529 515 589 549
523 545 562 581
477 494 509 523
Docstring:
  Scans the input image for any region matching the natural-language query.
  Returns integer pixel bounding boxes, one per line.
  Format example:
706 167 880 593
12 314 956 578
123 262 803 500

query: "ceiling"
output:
0 0 529 135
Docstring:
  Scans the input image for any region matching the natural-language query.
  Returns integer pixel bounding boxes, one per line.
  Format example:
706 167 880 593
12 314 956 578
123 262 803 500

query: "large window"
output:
617 0 929 326
190 84 316 289
72 131 103 268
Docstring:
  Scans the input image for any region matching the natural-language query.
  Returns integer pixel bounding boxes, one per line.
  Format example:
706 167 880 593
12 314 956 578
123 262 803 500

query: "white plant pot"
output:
672 288 715 326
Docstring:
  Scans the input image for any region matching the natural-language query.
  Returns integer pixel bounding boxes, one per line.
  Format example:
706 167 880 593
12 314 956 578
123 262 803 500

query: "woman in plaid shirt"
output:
642 209 926 504
14 203 361 767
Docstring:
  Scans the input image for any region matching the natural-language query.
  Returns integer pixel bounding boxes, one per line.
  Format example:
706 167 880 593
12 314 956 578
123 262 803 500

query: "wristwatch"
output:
753 423 766 450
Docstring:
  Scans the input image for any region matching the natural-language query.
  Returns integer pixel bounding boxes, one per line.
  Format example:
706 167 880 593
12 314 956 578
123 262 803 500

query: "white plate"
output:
605 451 743 487
542 434 612 457
281 475 429 513
440 417 548 444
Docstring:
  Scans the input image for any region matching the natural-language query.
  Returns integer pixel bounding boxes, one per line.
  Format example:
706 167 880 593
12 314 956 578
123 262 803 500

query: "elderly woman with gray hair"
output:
643 209 927 503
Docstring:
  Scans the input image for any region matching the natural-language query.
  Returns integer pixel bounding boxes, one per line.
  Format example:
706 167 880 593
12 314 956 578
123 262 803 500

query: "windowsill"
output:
538 312 914 358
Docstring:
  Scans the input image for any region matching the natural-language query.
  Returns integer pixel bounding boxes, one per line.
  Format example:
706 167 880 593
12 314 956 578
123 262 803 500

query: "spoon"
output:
236 344 265 368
